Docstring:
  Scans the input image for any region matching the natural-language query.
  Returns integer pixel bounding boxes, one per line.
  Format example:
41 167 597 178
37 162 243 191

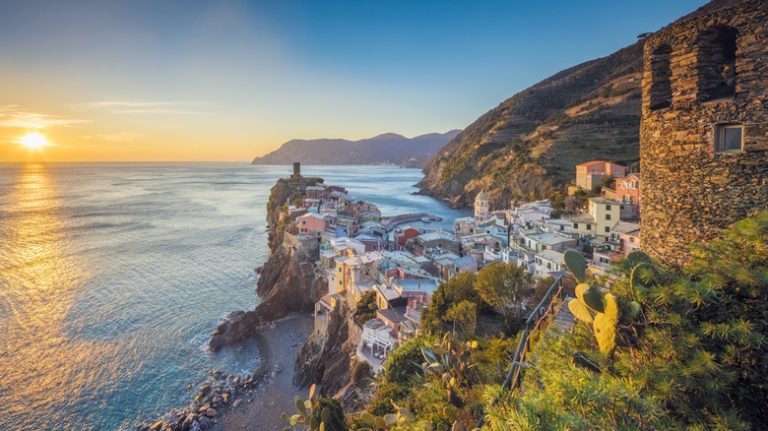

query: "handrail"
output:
499 276 563 395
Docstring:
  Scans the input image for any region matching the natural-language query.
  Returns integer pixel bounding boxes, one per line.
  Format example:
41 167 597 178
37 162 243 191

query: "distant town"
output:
281 159 639 370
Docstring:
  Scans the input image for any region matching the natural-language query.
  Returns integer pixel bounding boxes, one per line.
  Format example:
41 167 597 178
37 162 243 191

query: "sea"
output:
0 163 467 431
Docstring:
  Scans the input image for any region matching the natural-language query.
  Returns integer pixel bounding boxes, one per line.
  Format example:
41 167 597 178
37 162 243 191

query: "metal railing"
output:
500 276 564 394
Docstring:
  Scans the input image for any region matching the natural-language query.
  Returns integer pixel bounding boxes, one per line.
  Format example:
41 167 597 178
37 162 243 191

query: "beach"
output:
210 313 314 431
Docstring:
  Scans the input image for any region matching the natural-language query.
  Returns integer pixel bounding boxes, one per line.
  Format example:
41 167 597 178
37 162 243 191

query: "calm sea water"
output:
0 163 466 431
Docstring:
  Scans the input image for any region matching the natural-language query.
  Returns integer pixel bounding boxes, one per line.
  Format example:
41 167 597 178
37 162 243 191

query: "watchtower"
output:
640 0 768 266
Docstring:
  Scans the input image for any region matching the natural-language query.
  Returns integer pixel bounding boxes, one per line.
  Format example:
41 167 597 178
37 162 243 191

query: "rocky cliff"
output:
209 178 326 352
418 42 644 208
252 131 461 168
294 302 358 396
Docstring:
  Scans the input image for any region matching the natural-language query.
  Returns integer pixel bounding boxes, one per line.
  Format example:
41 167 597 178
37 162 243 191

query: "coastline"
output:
209 313 314 431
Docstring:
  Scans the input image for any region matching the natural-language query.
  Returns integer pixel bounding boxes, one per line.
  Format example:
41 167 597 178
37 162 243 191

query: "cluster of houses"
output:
286 160 640 371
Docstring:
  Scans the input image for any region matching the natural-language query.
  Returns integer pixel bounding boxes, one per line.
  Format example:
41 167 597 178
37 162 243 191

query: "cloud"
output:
82 100 213 115
86 132 144 142
0 107 91 129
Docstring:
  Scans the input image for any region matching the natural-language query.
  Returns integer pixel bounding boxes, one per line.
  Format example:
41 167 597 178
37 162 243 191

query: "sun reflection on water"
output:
0 164 124 430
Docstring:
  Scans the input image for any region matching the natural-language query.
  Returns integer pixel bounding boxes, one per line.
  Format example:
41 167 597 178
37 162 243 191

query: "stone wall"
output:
640 0 768 266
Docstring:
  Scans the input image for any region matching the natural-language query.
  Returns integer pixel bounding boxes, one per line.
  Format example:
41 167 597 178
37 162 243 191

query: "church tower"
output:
474 190 490 221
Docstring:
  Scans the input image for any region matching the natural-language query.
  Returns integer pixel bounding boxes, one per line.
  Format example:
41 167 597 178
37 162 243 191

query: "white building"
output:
534 249 567 278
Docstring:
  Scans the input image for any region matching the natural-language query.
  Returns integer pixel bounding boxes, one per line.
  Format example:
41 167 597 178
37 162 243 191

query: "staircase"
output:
548 296 576 335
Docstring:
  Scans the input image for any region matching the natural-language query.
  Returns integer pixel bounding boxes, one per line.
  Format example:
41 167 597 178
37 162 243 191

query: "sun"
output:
20 132 49 150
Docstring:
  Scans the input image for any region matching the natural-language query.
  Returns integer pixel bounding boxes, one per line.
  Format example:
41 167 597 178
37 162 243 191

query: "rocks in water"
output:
138 368 269 431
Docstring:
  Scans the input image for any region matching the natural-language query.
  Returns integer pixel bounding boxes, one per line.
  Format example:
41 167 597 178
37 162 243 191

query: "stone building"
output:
640 0 768 266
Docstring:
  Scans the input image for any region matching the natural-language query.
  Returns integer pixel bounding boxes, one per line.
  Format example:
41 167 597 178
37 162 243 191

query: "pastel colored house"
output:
603 173 641 220
534 249 567 278
575 160 627 191
611 221 641 256
297 212 335 235
569 198 621 238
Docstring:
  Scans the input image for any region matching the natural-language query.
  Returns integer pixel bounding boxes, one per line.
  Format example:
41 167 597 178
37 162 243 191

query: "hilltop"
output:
252 130 461 168
418 41 644 208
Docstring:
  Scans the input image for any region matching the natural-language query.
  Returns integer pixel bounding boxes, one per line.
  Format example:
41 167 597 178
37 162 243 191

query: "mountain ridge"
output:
251 130 461 167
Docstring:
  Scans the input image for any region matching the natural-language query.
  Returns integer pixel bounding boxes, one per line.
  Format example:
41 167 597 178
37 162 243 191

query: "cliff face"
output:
251 131 461 168
209 178 325 352
419 42 644 208
294 303 358 396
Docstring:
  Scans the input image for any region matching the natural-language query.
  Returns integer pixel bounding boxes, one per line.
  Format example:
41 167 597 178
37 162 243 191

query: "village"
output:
280 160 640 372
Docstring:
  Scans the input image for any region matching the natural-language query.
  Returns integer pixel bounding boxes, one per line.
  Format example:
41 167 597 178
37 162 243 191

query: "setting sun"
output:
19 132 48 150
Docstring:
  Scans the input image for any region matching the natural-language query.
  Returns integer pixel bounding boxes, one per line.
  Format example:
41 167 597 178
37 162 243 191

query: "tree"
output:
445 300 477 338
354 290 378 325
421 272 479 334
474 262 532 323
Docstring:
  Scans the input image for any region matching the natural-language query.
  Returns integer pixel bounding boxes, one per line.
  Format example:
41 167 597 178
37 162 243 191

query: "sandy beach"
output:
210 313 314 431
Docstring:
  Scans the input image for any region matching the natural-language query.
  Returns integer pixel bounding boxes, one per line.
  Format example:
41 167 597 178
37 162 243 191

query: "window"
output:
630 237 635 243
715 123 744 153
605 226 610 233
573 223 578 229
587 224 592 231
650 44 673 110
606 214 612 221
606 204 611 211
698 26 737 102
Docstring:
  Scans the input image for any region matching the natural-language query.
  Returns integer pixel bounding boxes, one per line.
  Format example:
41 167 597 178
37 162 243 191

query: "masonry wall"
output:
640 0 768 266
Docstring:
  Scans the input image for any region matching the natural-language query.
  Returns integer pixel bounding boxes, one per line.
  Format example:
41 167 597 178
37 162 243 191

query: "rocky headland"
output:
208 177 325 353
140 175 335 431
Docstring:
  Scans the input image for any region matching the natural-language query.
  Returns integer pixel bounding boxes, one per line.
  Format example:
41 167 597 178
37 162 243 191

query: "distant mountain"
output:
251 130 461 167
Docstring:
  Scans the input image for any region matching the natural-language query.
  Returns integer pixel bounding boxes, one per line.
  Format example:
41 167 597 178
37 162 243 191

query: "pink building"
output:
297 212 334 235
611 221 641 256
603 173 641 220
575 160 627 191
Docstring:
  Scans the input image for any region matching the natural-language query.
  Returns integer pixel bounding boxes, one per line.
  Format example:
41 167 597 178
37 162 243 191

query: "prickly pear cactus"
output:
564 249 587 283
564 250 619 355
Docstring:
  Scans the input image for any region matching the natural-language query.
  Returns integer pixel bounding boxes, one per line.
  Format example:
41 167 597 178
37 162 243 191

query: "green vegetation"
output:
474 262 531 326
421 272 481 335
444 300 477 339
355 212 768 430
487 212 768 430
422 263 536 336
284 384 346 431
353 290 378 326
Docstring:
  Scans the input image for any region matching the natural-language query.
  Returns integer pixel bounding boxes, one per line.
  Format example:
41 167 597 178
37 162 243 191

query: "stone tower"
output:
640 0 768 266
292 162 301 178
474 190 490 221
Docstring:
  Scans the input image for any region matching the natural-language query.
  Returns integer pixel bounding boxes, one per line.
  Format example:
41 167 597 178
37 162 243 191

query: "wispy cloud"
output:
82 100 213 115
0 106 91 129
86 132 144 142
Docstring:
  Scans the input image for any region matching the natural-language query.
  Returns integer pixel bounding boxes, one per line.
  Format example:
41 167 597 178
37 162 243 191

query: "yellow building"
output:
569 197 621 237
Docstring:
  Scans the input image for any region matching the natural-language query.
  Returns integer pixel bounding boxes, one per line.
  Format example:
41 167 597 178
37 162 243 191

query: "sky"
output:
0 0 708 162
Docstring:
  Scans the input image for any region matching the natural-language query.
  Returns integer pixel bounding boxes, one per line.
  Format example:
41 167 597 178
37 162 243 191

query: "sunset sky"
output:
1 0 706 162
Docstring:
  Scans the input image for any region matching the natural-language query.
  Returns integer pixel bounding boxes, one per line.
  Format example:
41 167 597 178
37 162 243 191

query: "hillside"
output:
252 130 461 167
418 41 644 208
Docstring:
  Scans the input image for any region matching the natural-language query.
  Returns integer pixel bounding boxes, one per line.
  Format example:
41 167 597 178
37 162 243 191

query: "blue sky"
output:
0 0 707 161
